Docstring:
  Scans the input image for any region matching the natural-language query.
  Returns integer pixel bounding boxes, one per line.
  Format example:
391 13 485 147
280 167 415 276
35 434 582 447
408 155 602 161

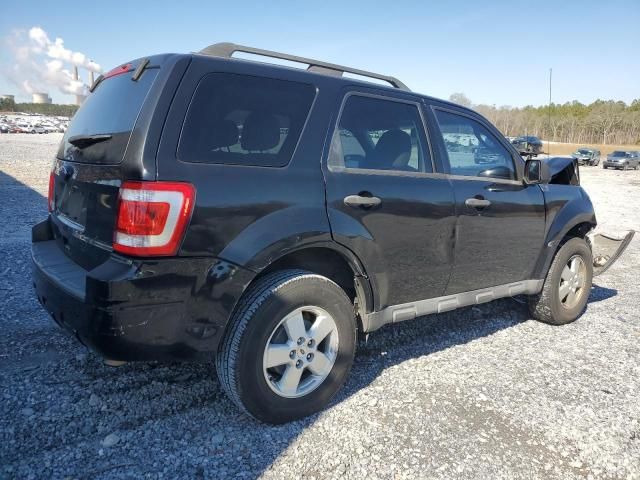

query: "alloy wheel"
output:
558 255 587 309
262 306 339 398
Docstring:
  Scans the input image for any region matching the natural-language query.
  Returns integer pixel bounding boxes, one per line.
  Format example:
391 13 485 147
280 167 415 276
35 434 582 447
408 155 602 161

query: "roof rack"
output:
199 42 410 91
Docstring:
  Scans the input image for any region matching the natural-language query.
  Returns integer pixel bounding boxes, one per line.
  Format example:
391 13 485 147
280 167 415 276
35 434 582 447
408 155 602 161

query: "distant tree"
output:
13 103 79 117
467 99 640 145
449 93 473 108
0 97 16 112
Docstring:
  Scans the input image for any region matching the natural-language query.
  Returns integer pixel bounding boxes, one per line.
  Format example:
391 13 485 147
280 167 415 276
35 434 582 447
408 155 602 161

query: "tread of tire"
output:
529 237 588 325
215 269 346 419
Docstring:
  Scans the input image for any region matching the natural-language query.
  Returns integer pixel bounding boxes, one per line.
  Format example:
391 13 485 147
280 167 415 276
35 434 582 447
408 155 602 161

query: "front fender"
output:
533 185 596 278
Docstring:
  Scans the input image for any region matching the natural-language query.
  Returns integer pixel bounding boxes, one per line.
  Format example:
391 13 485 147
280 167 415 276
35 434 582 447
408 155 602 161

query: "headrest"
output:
240 112 281 151
210 119 239 149
370 129 411 169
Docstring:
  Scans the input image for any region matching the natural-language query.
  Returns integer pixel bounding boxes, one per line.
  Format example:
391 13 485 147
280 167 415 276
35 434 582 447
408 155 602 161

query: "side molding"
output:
364 279 543 332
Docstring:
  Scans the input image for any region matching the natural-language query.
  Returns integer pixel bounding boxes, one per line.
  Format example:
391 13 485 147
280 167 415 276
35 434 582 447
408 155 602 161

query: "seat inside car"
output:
367 129 413 171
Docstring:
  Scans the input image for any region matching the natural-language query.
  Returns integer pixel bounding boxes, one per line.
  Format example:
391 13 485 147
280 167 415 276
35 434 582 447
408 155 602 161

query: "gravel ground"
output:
0 133 639 480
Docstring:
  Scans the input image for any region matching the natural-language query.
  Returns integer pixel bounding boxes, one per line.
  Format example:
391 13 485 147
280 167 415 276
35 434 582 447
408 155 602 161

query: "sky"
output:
1 0 639 106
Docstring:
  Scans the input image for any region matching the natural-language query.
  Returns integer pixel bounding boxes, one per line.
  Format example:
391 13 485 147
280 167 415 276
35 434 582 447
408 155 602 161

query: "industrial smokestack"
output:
73 66 79 105
72 66 86 105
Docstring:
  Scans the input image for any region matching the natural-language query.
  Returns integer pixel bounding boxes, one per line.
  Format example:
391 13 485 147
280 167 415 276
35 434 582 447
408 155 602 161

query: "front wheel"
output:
216 270 357 424
529 237 593 325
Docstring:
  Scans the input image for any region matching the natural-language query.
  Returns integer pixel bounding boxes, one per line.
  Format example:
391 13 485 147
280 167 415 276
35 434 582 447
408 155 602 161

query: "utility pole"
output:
548 68 552 155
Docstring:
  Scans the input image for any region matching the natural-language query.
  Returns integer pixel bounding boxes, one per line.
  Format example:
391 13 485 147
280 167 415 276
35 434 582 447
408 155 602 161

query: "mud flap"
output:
589 231 635 276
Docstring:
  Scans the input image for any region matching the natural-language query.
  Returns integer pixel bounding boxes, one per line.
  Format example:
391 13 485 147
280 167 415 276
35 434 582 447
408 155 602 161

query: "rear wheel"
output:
529 237 593 325
216 269 357 424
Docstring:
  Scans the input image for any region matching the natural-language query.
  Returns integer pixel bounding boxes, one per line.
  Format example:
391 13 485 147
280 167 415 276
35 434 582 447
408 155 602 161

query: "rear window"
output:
59 68 159 164
178 73 315 167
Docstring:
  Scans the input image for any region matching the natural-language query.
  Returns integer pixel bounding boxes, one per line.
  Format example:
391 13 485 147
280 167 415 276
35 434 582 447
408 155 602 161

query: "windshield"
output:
610 151 627 157
59 68 159 164
577 149 591 154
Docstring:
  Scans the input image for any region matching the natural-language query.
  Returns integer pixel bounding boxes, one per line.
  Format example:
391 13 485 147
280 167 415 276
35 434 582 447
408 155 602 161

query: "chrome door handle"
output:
344 194 382 208
465 197 491 209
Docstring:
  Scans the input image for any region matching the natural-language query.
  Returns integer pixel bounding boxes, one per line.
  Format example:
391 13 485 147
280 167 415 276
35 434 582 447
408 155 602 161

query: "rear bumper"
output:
32 218 254 362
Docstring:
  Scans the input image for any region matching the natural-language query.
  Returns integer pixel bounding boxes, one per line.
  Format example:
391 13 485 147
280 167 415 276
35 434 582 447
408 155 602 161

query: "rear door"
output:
323 90 456 310
428 105 546 294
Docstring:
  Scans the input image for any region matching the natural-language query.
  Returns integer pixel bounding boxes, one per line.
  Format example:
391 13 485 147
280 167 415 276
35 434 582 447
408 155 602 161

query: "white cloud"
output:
2 26 102 100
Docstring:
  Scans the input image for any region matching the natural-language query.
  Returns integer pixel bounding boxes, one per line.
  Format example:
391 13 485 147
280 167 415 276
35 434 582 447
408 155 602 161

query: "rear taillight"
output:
113 181 195 256
47 172 55 212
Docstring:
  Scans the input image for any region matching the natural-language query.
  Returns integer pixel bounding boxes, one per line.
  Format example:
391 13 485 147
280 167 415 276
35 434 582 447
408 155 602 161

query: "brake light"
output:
48 172 55 212
103 63 133 80
113 181 195 256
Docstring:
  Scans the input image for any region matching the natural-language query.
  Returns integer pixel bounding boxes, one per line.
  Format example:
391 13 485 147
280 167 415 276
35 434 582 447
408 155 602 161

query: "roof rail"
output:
198 42 410 91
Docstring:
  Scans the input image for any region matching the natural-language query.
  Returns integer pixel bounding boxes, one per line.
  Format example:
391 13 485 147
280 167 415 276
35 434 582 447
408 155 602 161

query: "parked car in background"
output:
572 147 601 166
603 151 640 170
511 136 543 156
30 125 47 134
15 124 32 133
0 123 9 133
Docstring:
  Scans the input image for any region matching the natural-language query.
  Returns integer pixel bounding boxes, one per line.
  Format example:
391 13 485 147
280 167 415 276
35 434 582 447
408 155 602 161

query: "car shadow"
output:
588 284 617 303
0 169 598 478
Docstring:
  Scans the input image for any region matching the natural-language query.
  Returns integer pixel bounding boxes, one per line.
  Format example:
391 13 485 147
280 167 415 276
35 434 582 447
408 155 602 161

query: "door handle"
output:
465 197 491 209
344 194 382 208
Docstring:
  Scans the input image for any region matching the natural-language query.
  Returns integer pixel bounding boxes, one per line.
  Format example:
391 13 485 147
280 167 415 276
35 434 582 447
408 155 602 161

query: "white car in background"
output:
29 125 47 134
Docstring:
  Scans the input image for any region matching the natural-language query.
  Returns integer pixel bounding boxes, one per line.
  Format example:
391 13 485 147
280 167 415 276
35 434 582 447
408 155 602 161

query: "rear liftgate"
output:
588 231 635 276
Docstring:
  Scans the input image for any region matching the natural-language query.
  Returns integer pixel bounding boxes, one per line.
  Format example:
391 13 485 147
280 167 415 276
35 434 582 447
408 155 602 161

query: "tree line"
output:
449 93 640 146
0 98 79 117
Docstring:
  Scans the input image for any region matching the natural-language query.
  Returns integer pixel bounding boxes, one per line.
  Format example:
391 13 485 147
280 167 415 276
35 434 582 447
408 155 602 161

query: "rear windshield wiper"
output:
67 134 113 149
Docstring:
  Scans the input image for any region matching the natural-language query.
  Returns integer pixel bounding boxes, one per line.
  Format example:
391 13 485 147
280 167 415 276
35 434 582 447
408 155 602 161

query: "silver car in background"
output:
571 147 601 166
603 151 640 170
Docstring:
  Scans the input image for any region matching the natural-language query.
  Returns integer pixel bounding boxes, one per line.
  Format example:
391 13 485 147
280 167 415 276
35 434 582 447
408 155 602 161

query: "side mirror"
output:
524 158 550 184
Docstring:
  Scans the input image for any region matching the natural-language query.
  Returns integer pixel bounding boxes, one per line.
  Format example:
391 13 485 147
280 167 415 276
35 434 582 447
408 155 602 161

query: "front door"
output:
429 107 546 294
323 91 456 310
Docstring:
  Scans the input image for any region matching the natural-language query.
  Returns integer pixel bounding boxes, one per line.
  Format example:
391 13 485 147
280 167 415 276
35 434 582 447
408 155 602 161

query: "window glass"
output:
330 95 431 173
60 69 159 164
434 110 517 180
178 74 315 167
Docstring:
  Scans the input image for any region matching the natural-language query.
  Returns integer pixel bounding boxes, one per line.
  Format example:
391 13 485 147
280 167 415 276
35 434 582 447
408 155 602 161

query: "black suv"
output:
32 43 634 424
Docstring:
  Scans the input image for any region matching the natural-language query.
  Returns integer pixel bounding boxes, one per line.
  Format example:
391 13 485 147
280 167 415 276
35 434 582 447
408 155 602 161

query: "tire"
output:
216 269 357 424
529 237 593 325
603 165 607 169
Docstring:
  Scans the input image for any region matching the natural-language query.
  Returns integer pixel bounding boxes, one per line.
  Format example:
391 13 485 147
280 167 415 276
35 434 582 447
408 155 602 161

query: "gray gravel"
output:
0 133 639 479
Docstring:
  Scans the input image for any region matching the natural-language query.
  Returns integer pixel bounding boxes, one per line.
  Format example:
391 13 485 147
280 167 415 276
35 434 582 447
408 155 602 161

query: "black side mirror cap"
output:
523 158 551 184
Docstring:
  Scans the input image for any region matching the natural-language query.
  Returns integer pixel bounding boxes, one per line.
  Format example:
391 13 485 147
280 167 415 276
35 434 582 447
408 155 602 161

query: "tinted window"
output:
434 110 517 180
60 68 159 164
178 74 315 167
330 95 432 173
